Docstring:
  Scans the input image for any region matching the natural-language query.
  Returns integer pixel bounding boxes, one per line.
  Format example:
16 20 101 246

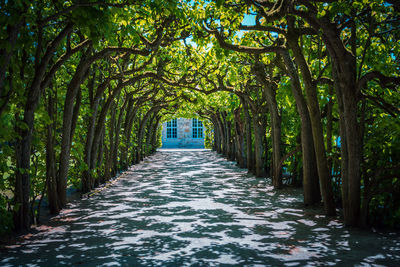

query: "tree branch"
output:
41 39 91 90
362 93 400 117
204 27 285 54
239 24 286 35
357 71 400 93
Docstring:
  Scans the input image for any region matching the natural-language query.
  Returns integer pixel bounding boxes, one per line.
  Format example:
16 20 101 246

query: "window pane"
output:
167 119 177 139
192 118 203 138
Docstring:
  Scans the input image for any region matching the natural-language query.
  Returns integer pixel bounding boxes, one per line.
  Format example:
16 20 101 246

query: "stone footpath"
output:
1 150 399 266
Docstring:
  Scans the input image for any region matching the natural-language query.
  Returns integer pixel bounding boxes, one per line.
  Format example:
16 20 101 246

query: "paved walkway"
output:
1 150 399 266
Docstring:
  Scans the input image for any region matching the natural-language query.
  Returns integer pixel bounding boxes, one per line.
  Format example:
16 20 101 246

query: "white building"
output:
161 118 205 148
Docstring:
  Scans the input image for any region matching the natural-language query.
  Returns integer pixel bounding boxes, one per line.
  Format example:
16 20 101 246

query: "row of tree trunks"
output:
82 76 110 193
207 103 265 178
136 106 161 163
42 70 162 220
40 46 158 223
206 66 327 211
207 7 342 216
14 24 74 231
111 94 131 175
296 12 362 225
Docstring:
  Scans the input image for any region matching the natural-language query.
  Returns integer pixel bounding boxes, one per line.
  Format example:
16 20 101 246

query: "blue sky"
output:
242 13 256 26
184 11 256 48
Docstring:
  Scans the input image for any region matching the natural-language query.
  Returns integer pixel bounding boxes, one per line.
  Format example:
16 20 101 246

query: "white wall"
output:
161 118 204 148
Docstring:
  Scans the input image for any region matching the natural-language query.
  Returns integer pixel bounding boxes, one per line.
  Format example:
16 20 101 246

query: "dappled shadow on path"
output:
1 150 399 266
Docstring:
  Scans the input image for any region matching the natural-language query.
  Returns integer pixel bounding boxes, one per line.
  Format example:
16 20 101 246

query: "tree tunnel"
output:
1 0 400 235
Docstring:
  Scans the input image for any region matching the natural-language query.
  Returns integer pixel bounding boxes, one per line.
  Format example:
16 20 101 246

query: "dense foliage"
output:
0 0 399 234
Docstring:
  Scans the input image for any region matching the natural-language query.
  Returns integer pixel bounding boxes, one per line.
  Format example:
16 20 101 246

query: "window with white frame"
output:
192 118 203 138
166 119 177 138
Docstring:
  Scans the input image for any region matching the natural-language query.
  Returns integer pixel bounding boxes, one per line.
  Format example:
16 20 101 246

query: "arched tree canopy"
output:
0 0 399 233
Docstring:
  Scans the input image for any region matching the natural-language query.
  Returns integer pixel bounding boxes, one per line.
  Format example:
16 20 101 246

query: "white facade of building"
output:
161 118 205 148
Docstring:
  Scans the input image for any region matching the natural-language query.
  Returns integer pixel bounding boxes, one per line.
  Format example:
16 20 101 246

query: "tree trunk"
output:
57 52 90 207
252 113 265 177
243 102 254 173
215 113 226 155
136 107 159 163
96 126 105 185
122 98 145 168
286 31 335 215
104 101 118 182
150 116 162 153
112 94 131 175
210 117 221 154
89 86 122 190
45 89 60 214
82 78 110 193
211 116 221 153
220 112 230 158
326 85 334 181
281 51 321 205
253 61 282 188
224 114 235 161
320 19 361 224
121 97 135 169
144 113 156 157
234 107 246 168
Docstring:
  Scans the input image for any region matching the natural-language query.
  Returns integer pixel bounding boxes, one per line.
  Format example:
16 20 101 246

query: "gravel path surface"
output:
1 150 399 266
